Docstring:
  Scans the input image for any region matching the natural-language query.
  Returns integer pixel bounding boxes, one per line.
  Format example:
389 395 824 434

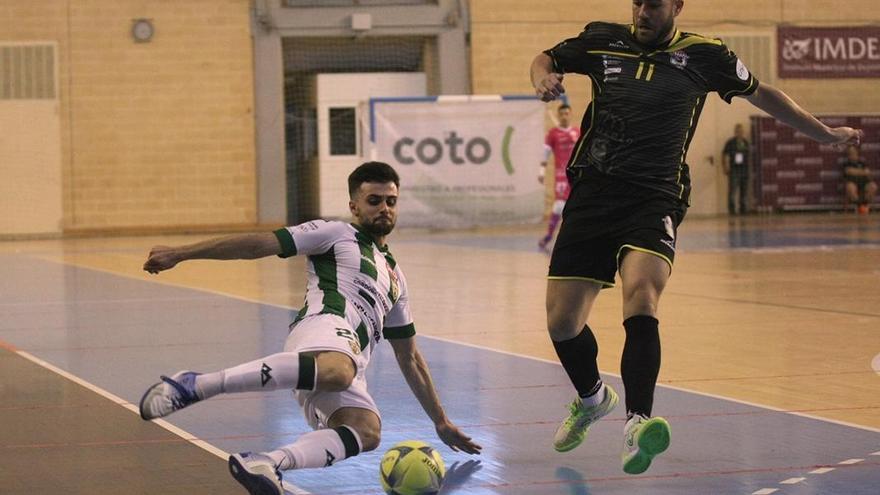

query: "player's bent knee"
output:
355 424 381 452
328 409 381 452
314 351 356 391
546 311 582 341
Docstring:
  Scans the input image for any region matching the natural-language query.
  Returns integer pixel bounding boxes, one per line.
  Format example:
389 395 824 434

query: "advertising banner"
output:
370 97 545 228
778 26 880 78
753 115 880 210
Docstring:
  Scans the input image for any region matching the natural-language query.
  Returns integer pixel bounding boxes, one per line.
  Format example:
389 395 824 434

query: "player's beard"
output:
637 15 675 47
362 215 395 237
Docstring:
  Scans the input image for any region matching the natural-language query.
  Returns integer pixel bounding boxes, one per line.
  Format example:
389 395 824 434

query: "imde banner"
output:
369 96 545 228
778 26 880 78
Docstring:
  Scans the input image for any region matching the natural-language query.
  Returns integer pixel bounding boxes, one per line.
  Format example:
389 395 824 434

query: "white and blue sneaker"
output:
138 370 202 420
228 452 285 495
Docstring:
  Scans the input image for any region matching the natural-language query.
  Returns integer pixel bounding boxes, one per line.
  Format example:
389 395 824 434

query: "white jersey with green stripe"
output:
273 220 415 361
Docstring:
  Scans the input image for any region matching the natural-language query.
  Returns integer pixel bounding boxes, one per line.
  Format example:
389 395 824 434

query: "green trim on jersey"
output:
383 323 416 340
273 228 297 258
382 249 397 270
355 320 370 351
294 302 309 323
312 248 346 316
353 228 380 280
359 258 378 280
354 230 376 260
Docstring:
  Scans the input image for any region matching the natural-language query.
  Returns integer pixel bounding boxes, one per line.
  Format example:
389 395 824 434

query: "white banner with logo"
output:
778 26 880 78
369 96 545 228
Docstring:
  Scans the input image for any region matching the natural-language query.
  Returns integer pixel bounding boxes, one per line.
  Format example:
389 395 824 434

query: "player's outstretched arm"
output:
389 336 482 455
143 232 282 274
744 83 863 147
531 53 565 102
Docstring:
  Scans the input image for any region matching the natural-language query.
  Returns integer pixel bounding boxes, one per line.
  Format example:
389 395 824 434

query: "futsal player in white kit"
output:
138 161 481 495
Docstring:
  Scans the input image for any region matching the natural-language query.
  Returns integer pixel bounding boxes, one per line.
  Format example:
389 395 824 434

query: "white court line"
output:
872 451 880 456
424 335 880 435
751 488 778 495
39 253 880 435
9 347 312 495
779 477 805 484
809 467 836 474
838 458 865 465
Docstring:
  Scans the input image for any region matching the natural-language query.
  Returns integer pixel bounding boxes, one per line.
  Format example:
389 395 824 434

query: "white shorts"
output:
284 314 380 430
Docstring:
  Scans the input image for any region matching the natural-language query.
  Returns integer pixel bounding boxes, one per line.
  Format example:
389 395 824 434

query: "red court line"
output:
0 339 19 351
6 404 879 450
474 368 876 391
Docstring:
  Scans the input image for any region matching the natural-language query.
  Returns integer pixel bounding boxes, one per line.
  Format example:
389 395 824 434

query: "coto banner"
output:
778 26 880 78
369 96 545 228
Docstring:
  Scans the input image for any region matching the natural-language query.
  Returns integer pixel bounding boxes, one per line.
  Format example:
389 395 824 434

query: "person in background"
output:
539 104 581 252
842 145 876 214
722 123 751 215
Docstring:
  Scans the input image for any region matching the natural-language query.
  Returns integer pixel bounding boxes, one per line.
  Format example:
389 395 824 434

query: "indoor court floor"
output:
1 214 879 494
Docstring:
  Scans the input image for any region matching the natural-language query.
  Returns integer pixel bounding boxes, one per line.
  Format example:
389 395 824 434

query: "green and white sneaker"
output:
621 414 671 474
553 385 619 452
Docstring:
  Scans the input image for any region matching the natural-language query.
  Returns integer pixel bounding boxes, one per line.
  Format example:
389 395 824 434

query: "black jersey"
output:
545 22 759 202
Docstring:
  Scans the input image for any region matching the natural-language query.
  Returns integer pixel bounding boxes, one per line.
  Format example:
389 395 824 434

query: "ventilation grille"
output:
717 34 774 85
0 44 56 100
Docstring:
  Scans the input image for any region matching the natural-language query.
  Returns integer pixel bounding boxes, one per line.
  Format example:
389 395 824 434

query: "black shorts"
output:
548 171 687 287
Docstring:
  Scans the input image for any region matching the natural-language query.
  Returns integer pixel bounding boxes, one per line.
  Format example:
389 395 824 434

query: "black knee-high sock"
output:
552 325 602 398
621 315 661 417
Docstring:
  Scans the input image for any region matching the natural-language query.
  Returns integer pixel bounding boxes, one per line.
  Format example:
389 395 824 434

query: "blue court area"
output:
2 254 879 494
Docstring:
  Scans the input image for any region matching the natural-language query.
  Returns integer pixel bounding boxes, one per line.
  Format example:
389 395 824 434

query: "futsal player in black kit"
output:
530 0 863 474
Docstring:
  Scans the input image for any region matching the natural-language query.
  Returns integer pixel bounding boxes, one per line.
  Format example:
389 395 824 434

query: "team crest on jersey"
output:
348 340 361 355
670 50 689 69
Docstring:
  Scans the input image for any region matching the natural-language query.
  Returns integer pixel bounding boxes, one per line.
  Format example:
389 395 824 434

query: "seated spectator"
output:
842 145 876 214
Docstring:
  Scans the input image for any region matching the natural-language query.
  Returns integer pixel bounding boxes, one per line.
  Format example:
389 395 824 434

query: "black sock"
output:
552 325 601 398
621 315 661 417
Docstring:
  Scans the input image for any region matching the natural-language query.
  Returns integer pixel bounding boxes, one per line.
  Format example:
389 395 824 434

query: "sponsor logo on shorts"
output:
349 340 361 355
662 216 675 241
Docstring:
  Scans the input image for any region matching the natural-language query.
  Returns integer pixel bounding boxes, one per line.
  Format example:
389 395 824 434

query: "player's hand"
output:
143 246 181 274
825 127 863 149
435 421 482 455
535 73 565 102
538 175 545 184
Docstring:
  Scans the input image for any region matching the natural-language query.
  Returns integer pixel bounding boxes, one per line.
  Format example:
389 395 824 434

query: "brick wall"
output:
472 0 880 111
1 0 255 231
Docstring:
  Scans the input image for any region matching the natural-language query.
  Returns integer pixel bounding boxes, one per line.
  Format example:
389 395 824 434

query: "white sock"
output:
194 352 316 399
581 382 606 408
267 426 363 470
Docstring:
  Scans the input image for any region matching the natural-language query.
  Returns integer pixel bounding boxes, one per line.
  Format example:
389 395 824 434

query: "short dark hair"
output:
348 161 400 197
558 104 571 111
